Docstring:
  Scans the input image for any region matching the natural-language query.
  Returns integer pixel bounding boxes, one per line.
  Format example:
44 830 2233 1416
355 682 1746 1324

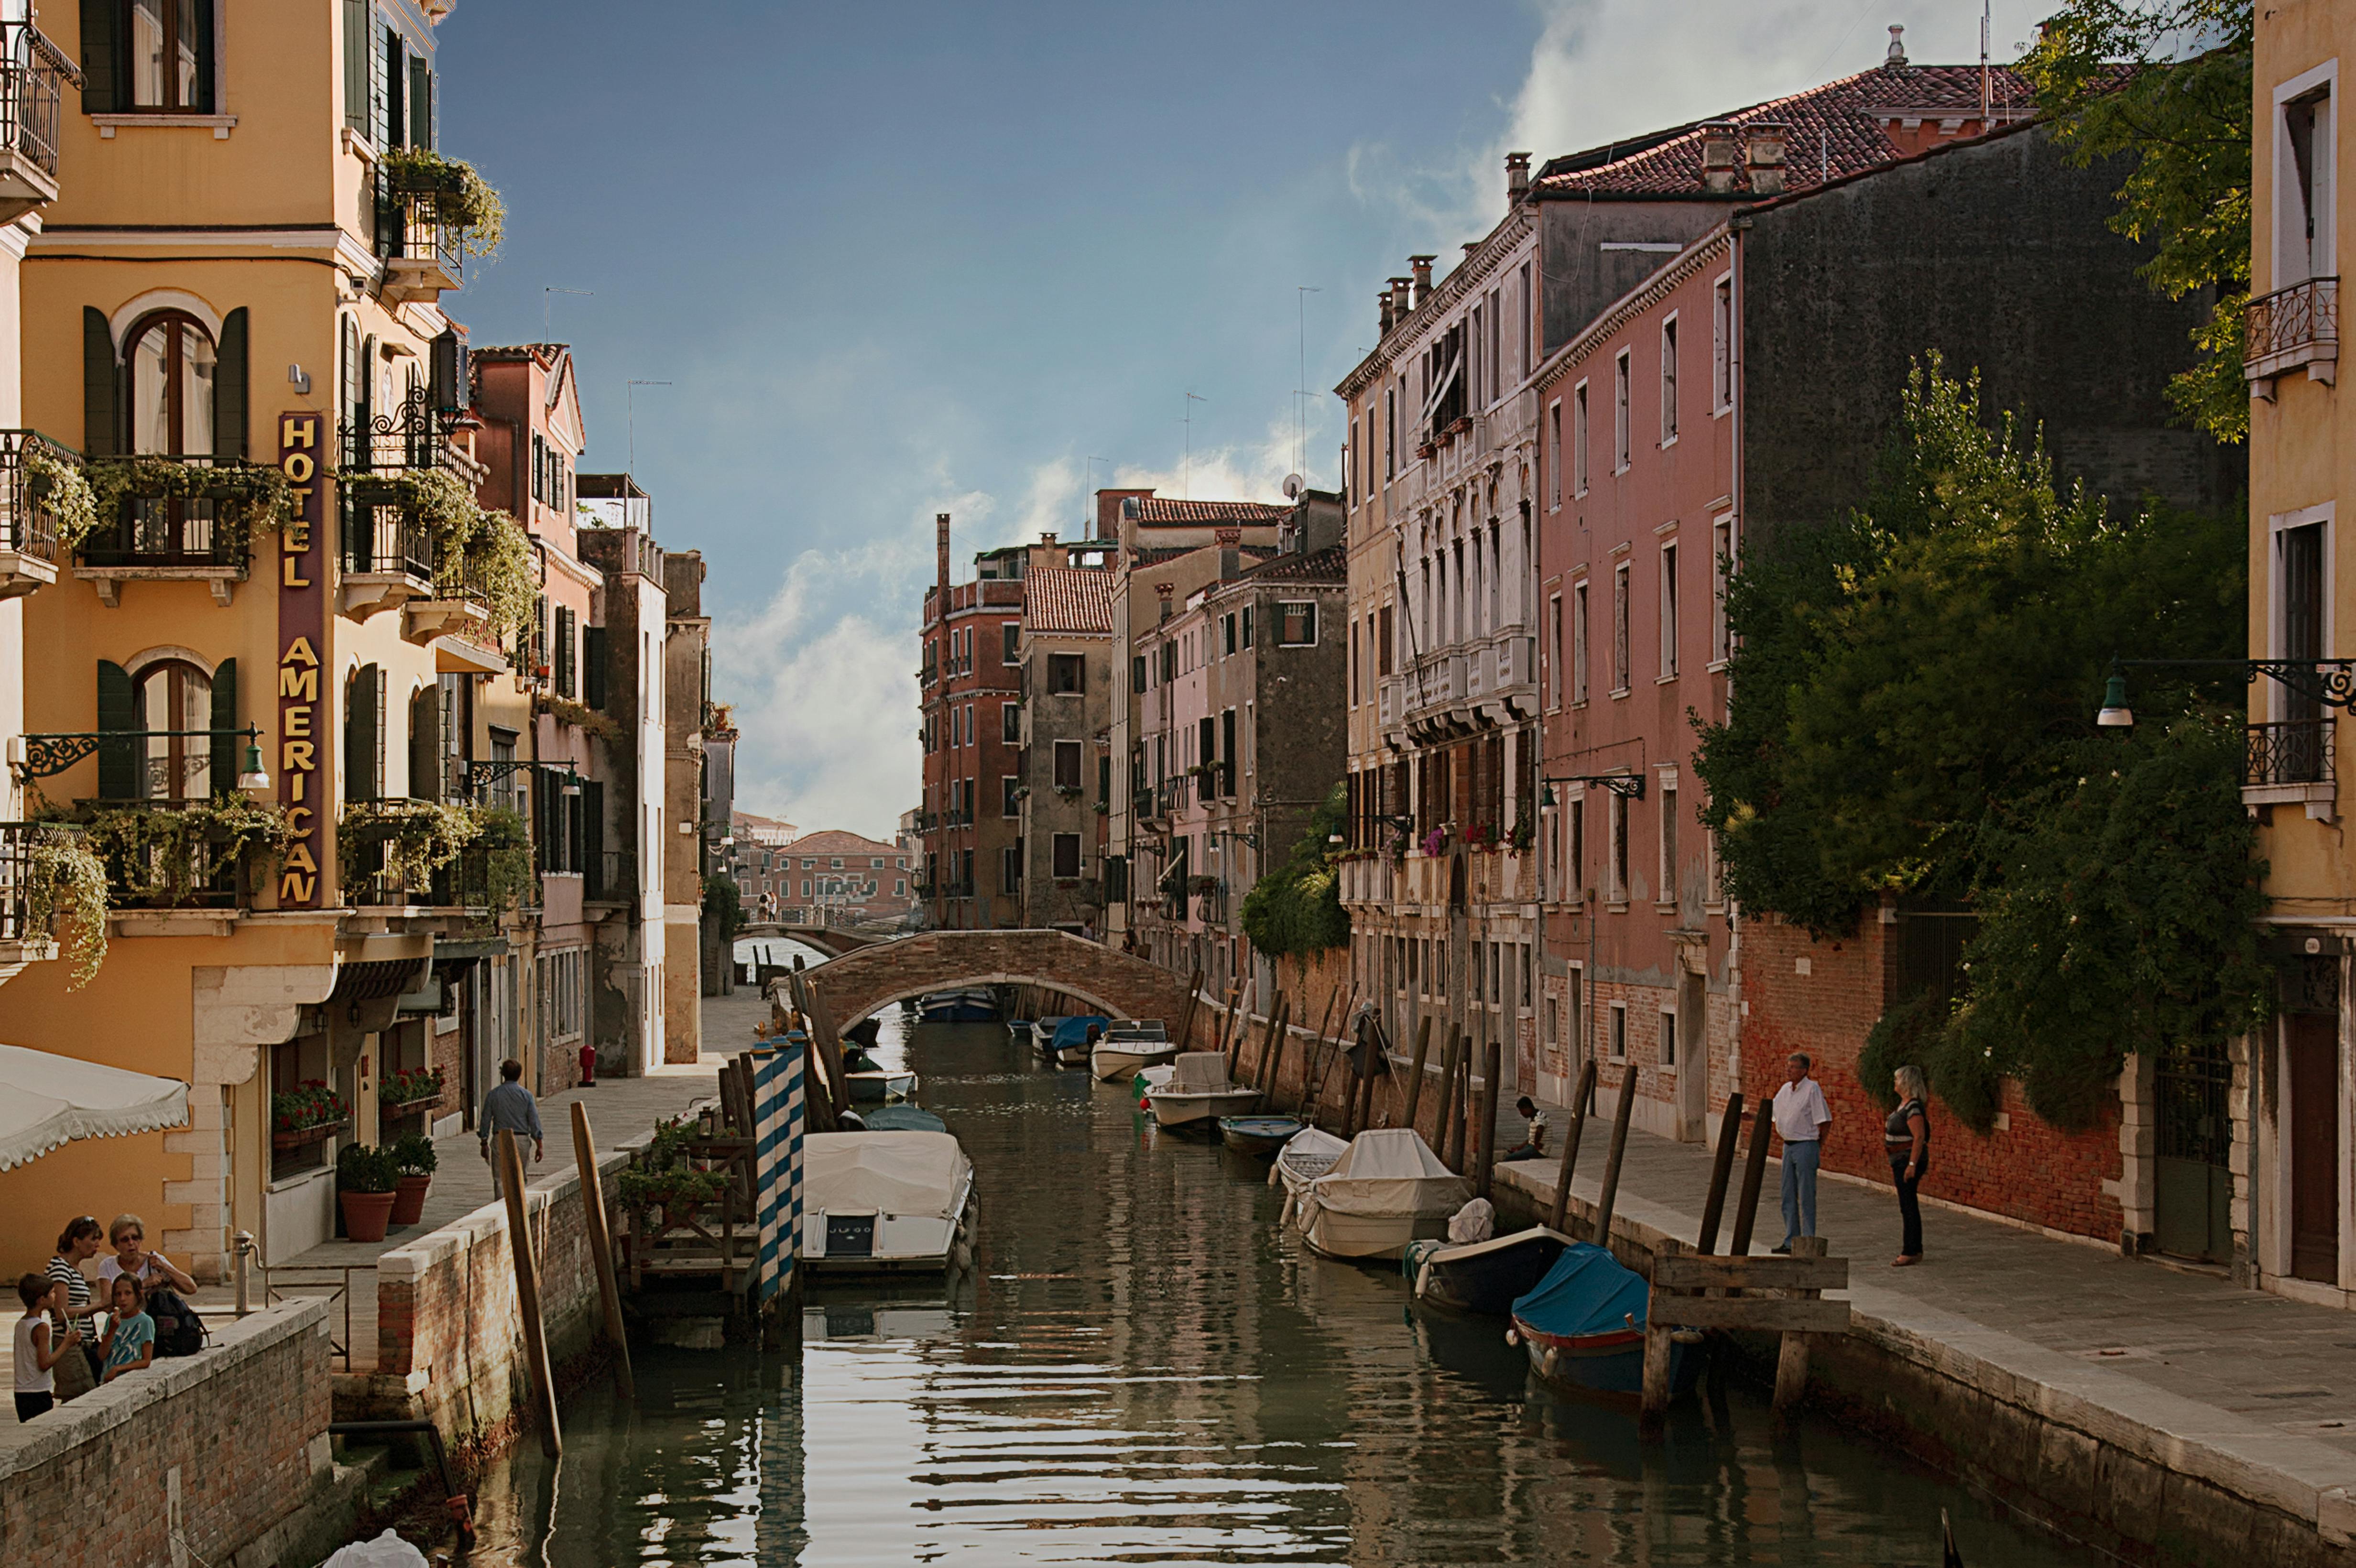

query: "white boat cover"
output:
1447 1197 1496 1244
1307 1128 1467 1218
1271 1124 1349 1189
805 1131 970 1217
0 1043 188 1172
1169 1051 1236 1091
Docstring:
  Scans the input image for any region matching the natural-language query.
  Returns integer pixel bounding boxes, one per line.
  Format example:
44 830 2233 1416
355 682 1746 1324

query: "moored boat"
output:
1218 1114 1305 1156
1133 1062 1177 1102
1143 1051 1261 1130
804 1130 976 1273
1272 1125 1348 1225
919 989 998 1024
1091 1021 1178 1081
1406 1225 1573 1316
1049 1014 1112 1067
1508 1242 1703 1399
1297 1129 1468 1261
860 1104 947 1133
846 1067 918 1103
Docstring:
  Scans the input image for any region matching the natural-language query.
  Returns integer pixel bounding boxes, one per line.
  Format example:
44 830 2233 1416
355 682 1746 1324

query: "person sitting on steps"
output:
1502 1096 1549 1161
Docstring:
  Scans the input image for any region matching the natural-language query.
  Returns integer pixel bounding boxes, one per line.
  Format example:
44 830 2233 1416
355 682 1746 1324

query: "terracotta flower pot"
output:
340 1189 398 1243
390 1173 432 1227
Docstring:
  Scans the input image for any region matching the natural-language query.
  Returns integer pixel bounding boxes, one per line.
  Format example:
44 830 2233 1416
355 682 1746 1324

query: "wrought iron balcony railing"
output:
0 22 73 180
0 428 78 563
376 184 464 294
2245 719 2334 790
2246 276 2339 382
339 384 482 479
339 488 435 581
78 454 239 568
0 820 73 943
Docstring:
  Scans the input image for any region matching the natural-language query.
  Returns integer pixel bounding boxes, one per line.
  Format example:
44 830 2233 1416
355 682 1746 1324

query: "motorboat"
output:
1218 1114 1306 1156
860 1104 946 1133
918 989 997 1024
1296 1128 1468 1262
1091 1021 1178 1081
842 1045 916 1104
1047 1014 1112 1068
803 1131 976 1273
1133 1062 1177 1103
1028 1016 1069 1057
1143 1051 1261 1130
1271 1124 1348 1225
1508 1242 1703 1400
1406 1211 1575 1316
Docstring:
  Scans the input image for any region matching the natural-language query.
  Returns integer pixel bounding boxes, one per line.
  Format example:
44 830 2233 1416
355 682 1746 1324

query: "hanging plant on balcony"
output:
25 445 99 549
377 146 507 261
71 797 296 909
1419 825 1448 858
85 456 297 538
23 828 109 987
532 691 622 743
339 799 480 888
473 805 536 917
453 509 536 642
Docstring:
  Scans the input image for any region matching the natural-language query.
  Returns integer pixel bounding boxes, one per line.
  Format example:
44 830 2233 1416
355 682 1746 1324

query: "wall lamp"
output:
2094 656 2356 729
464 759 584 796
10 726 269 791
1540 772 1645 804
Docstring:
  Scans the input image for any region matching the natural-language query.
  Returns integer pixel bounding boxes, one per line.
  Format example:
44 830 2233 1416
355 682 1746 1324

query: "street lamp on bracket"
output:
2093 656 2356 729
463 759 584 798
1539 772 1646 805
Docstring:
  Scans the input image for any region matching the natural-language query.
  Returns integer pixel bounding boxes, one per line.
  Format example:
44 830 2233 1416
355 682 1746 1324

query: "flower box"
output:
272 1119 344 1152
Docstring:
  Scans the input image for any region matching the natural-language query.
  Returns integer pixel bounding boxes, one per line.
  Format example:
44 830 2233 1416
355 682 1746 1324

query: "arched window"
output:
132 660 211 800
127 310 216 457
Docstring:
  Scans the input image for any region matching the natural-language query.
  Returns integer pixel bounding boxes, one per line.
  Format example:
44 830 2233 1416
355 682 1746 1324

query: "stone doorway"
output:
2154 1036 2234 1264
2286 1011 2340 1285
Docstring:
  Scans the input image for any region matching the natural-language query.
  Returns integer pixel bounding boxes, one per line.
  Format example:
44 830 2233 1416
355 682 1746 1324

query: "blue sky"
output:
436 0 2056 839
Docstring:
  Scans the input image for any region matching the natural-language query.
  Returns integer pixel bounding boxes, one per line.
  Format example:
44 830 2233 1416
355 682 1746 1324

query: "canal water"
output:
467 1006 2109 1567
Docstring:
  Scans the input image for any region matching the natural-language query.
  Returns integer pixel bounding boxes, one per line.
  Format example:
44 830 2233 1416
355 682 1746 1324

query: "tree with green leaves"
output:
1693 360 2266 1130
2023 0 2253 441
1240 783 1350 961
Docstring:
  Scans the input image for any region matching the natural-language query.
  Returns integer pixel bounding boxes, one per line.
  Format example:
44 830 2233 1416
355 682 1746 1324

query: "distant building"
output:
1017 559 1116 931
745 829 918 927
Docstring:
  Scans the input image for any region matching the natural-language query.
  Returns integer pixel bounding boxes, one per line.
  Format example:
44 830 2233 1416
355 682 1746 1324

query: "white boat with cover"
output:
1297 1128 1468 1261
1271 1124 1349 1226
1143 1051 1261 1129
1090 1020 1178 1081
803 1130 976 1273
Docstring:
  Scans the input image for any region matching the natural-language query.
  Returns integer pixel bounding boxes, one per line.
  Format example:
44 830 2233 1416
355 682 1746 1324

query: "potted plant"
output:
336 1143 401 1242
389 1133 438 1227
379 1065 444 1115
272 1080 349 1150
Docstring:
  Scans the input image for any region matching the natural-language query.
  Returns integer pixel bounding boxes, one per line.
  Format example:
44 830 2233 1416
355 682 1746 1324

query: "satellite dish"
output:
1282 473 1304 499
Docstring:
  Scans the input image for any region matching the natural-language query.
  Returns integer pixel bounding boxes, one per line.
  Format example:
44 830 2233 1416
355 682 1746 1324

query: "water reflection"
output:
472 1010 2099 1566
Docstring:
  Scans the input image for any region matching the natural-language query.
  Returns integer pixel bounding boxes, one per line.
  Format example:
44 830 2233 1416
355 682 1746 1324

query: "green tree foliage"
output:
703 871 744 942
1240 783 1350 960
1695 361 2264 1129
2023 0 2253 441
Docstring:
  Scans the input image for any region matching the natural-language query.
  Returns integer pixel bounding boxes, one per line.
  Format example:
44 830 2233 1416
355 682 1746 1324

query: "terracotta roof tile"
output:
1531 64 2036 201
778 829 903 857
1024 566 1115 634
1241 544 1347 584
1132 497 1291 525
1129 543 1278 568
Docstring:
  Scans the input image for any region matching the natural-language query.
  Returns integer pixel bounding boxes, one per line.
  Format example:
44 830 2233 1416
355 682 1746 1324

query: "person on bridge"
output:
480 1058 545 1196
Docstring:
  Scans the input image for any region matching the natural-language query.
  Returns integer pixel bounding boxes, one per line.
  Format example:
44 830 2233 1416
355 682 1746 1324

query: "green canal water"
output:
465 1011 2111 1566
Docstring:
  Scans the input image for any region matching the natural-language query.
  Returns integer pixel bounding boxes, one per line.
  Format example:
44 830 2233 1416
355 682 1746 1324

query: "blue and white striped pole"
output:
753 1032 808 1303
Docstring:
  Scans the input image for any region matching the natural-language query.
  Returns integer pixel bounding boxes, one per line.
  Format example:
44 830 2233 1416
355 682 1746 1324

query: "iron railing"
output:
2245 719 2334 788
376 184 465 291
346 840 520 911
588 849 636 904
0 820 77 942
338 489 435 580
0 428 78 561
338 384 481 478
82 807 251 909
2246 276 2339 366
0 21 75 178
79 454 237 567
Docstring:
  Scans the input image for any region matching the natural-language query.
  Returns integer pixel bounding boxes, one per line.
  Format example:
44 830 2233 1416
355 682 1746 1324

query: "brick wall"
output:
1744 914 2121 1241
0 1300 335 1568
811 929 1193 1034
365 1147 624 1442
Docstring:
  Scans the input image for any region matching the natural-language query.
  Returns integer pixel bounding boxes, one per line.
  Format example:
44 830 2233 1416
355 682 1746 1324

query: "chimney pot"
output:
1409 254 1435 306
1505 151 1532 201
1886 23 1907 66
1745 122 1789 196
1701 121 1740 195
1380 288 1396 336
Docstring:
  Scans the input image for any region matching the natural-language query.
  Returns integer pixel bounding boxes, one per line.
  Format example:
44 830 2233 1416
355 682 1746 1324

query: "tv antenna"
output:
626 379 672 479
1294 285 1320 477
543 286 593 336
1083 456 1109 533
1183 392 1207 500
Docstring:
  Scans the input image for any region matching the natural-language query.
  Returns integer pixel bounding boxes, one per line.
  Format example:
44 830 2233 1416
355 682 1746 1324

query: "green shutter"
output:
79 0 117 115
408 683 439 800
214 307 248 461
409 58 433 150
189 0 216 113
209 659 238 798
341 0 368 131
582 780 605 895
346 664 379 803
583 626 607 710
96 660 135 799
82 307 117 459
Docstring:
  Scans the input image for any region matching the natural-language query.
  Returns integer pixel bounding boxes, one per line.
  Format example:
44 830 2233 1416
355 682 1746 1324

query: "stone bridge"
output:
736 921 892 960
797 928 1197 1032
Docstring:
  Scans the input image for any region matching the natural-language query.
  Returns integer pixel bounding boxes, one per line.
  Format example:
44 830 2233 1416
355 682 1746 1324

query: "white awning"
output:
0 1043 189 1172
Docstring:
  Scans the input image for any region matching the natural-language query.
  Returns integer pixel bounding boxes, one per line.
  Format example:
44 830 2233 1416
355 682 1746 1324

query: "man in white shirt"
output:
1771 1053 1832 1254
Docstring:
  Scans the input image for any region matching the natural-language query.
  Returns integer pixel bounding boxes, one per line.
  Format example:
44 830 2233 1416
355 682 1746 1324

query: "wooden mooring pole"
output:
1549 1059 1597 1233
1398 1016 1433 1130
1430 1026 1463 1165
1774 1236 1831 1419
496 1130 561 1458
1474 1034 1501 1199
1591 1066 1638 1249
1727 1094 1776 1258
1695 1092 1746 1255
570 1102 634 1403
1177 965 1204 1054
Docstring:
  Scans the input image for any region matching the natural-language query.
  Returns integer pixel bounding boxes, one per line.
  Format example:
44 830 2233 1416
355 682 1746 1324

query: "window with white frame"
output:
1659 315 1679 445
1613 350 1631 471
538 947 587 1044
1572 579 1590 703
1573 380 1590 495
1547 399 1563 510
1659 777 1678 904
1052 832 1081 879
1548 592 1563 709
1711 515 1733 664
1659 540 1679 679
1712 275 1733 412
1660 1007 1678 1067
1610 789 1628 900
2276 65 2338 287
1612 562 1631 694
1610 1001 1627 1058
1053 740 1082 792
1278 601 1318 645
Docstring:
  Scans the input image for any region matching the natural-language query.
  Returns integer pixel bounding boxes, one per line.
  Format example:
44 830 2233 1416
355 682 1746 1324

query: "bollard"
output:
232 1230 254 1317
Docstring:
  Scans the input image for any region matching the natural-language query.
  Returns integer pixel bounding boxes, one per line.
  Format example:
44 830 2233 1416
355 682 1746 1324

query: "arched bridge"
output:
796 929 1197 1033
737 921 893 959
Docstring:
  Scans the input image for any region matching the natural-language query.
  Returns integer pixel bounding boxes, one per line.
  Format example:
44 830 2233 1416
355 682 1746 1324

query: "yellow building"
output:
0 0 541 1276
2247 0 2356 1307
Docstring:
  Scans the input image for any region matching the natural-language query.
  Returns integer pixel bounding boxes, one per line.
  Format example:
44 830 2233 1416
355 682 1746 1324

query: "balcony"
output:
0 21 75 224
0 428 79 599
2243 719 2336 817
339 385 488 484
0 821 66 976
2247 276 2338 394
76 454 278 605
338 490 435 621
377 180 465 303
587 849 638 907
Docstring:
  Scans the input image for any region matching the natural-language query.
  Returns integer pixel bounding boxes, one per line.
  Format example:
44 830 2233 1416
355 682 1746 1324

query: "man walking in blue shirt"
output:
480 1058 545 1197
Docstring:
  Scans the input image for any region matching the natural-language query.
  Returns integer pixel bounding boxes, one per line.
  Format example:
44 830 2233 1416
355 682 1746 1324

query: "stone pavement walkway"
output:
1483 1088 2356 1470
273 994 767 1369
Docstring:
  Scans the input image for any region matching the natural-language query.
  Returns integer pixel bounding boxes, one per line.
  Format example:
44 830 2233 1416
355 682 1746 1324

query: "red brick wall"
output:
1743 914 2120 1241
0 1301 335 1567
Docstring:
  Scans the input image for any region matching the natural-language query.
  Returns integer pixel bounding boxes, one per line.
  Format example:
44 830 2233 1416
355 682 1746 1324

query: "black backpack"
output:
143 1285 207 1358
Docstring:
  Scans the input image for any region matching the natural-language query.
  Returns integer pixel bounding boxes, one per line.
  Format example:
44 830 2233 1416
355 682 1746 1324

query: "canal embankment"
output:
1201 987 2356 1568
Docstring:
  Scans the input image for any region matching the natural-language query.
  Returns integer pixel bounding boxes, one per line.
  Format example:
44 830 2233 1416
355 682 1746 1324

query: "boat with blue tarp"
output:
1508 1242 1703 1399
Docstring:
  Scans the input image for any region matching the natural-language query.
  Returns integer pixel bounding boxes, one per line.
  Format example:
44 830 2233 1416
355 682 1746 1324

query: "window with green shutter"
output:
95 660 136 800
208 658 238 799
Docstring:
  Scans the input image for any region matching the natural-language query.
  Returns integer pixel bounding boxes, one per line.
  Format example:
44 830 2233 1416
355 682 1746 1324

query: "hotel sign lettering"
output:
276 413 325 906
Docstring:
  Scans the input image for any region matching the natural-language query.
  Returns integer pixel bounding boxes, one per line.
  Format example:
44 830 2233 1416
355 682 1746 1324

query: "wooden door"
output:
2288 1013 2340 1285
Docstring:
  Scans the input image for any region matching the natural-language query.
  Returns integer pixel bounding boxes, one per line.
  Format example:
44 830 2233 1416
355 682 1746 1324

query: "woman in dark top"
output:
1886 1066 1930 1266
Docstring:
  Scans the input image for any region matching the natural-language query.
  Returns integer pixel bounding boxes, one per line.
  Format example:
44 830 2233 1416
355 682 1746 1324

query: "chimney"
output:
1701 121 1741 195
1390 276 1412 320
1885 23 1907 66
1409 254 1435 306
1380 287 1395 337
1216 526 1241 581
935 512 950 592
1155 582 1174 623
1745 122 1789 196
1505 151 1531 202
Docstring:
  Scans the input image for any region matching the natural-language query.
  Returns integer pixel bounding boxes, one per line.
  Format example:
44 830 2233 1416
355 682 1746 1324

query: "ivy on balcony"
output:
533 691 622 742
338 799 534 915
86 456 298 541
21 826 107 987
25 442 98 548
349 467 536 641
377 147 506 261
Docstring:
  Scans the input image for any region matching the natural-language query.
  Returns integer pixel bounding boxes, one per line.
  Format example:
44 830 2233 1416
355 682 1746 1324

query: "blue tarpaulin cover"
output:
1050 1015 1111 1050
1510 1242 1651 1337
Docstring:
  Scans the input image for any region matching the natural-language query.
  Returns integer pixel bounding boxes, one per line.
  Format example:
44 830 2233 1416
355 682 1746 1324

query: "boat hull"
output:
919 993 997 1024
1055 1043 1093 1067
1147 1088 1261 1128
1407 1229 1570 1316
1219 1116 1305 1156
846 1070 917 1104
1093 1043 1178 1081
1514 1319 1702 1400
1300 1206 1449 1262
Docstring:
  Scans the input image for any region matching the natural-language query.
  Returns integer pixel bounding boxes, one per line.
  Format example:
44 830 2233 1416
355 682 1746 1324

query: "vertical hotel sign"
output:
276 413 324 905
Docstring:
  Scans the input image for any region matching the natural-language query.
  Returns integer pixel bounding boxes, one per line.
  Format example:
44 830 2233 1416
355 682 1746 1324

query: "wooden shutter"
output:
209 659 238 799
408 684 440 800
409 58 433 149
82 307 118 459
189 0 216 113
214 307 248 461
341 0 369 131
346 664 380 802
582 780 605 895
1221 708 1236 798
583 626 607 709
79 0 118 114
567 782 584 873
96 660 135 799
